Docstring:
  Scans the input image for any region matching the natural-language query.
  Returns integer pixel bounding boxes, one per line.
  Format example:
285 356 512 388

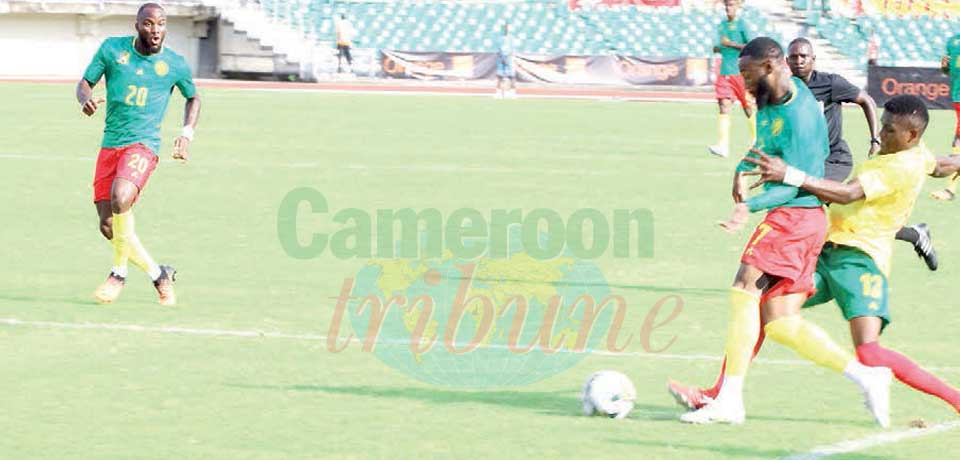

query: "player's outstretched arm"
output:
931 155 960 177
172 94 201 164
742 149 865 204
76 79 103 117
854 91 881 156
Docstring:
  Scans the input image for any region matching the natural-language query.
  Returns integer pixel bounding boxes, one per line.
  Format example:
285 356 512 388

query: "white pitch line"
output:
782 421 960 460
0 317 957 373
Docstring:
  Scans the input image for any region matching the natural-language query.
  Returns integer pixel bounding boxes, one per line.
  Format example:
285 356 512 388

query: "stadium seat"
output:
268 1 788 57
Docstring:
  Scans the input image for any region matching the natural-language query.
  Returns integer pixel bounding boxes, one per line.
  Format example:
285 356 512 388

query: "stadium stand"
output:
815 14 959 68
255 1 782 57
796 0 960 69
3 0 954 81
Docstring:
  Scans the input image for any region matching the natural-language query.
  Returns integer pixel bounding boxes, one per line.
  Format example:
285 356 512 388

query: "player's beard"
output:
138 31 164 54
753 77 774 110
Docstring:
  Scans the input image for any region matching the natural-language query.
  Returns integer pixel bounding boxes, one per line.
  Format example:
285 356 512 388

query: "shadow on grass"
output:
746 413 877 428
226 383 683 420
226 383 879 429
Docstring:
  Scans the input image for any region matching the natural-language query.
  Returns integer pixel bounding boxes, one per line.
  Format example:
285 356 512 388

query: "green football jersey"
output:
947 34 960 102
716 17 750 76
83 36 196 155
737 77 829 212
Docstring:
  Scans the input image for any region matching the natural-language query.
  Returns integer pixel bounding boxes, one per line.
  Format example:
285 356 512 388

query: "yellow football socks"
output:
723 288 761 377
113 211 161 281
111 211 131 277
717 113 731 150
764 315 850 373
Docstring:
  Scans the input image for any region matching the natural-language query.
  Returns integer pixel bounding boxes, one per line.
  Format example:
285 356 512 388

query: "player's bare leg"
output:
95 200 114 240
108 178 176 306
709 98 733 158
850 317 960 414
762 295 892 427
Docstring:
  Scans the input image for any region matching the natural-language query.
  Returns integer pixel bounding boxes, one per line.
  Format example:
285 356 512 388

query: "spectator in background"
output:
335 14 355 74
495 24 517 99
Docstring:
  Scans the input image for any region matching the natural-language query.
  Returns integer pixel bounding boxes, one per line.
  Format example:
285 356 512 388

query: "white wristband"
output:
181 125 195 142
783 166 807 187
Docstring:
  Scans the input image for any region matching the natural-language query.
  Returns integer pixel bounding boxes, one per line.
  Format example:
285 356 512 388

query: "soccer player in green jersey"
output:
709 0 757 158
931 33 960 201
681 38 891 426
77 3 201 306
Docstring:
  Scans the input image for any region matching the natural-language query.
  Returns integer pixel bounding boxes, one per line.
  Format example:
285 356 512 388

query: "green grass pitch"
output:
1 82 959 459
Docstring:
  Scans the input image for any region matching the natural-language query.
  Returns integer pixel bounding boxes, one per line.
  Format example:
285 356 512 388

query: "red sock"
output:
703 329 766 399
857 341 960 413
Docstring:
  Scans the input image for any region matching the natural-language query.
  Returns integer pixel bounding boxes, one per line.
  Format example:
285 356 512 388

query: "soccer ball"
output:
581 370 636 419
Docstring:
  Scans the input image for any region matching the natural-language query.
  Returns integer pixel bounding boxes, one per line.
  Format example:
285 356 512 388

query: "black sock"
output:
895 226 919 244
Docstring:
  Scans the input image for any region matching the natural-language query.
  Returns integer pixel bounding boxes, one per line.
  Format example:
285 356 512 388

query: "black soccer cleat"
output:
910 224 938 271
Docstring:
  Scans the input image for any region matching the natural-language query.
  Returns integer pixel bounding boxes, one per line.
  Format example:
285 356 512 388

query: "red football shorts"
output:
740 206 827 300
953 102 960 135
715 74 751 108
92 143 159 202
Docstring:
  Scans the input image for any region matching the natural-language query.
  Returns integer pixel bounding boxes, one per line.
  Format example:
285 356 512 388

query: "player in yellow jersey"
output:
679 37 891 426
741 95 960 415
77 3 201 305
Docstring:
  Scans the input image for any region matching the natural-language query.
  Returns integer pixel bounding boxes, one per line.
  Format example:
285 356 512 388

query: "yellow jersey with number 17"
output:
83 36 196 155
826 143 936 276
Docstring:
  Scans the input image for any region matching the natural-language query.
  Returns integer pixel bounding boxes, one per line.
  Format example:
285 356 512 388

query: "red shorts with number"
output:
92 143 158 202
741 206 827 300
715 74 750 107
954 102 960 135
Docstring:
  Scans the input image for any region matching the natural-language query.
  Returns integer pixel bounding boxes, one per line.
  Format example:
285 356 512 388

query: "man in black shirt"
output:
787 38 938 270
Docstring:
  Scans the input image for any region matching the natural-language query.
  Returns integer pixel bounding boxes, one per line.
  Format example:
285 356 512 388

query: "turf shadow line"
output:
224 383 681 420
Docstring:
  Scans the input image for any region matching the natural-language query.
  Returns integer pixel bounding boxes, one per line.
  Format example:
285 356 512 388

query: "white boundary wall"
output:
0 2 214 77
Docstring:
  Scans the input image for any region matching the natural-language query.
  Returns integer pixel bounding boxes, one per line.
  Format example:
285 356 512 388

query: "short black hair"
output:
740 37 783 61
788 37 813 50
137 2 164 18
883 95 929 133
